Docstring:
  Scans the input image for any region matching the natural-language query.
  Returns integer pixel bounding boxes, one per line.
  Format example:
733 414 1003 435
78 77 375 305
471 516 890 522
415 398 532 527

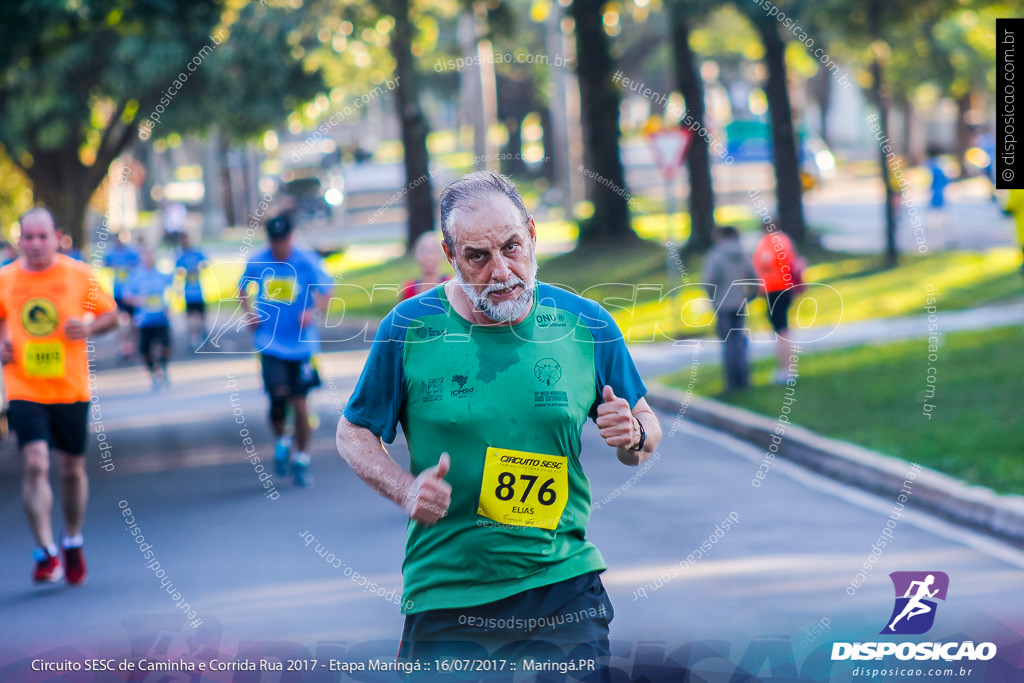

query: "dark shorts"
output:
7 400 90 454
260 354 321 397
114 297 135 317
139 324 171 356
766 288 795 333
398 571 613 681
185 300 206 315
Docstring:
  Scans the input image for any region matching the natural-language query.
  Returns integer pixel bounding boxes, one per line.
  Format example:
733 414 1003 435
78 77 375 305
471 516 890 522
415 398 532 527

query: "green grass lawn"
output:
658 325 1024 495
131 236 1022 334
298 239 1022 332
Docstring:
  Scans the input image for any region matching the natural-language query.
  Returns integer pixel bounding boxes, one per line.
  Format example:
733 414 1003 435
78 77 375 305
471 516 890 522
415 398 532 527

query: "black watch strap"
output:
629 417 646 451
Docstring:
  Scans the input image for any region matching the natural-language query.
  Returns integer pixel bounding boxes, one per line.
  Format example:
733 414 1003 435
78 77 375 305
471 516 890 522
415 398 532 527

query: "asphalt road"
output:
1 332 1023 681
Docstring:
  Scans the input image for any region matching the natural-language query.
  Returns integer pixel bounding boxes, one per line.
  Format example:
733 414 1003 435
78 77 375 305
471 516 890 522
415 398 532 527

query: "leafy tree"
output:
0 0 322 247
0 147 34 236
894 4 1004 166
302 0 440 249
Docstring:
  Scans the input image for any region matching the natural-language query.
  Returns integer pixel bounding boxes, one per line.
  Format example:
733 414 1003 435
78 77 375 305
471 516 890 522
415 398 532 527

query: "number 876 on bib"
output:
477 447 569 530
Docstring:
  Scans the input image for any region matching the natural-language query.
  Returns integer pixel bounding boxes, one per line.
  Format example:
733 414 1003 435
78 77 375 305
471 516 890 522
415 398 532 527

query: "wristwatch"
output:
629 417 646 451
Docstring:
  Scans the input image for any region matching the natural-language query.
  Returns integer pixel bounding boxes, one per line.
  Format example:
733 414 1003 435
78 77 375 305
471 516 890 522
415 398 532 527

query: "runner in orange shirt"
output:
752 219 804 384
0 209 118 586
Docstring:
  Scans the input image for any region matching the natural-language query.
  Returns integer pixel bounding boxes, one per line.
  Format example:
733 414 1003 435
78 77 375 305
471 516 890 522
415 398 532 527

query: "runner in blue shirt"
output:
175 234 208 352
124 249 174 391
0 241 17 267
104 237 140 360
238 214 333 486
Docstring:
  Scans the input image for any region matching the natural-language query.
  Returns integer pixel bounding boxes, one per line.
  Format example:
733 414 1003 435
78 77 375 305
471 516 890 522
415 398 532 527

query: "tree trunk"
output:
502 117 528 176
868 0 898 267
870 64 898 267
752 14 806 244
570 0 636 246
387 0 435 251
201 127 228 237
23 146 97 248
955 90 973 177
538 107 557 182
668 5 714 255
28 170 92 248
544 6 574 217
807 64 832 147
17 107 138 248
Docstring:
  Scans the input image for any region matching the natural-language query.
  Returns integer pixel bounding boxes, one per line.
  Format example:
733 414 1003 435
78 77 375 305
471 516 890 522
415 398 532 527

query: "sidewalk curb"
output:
646 384 1024 548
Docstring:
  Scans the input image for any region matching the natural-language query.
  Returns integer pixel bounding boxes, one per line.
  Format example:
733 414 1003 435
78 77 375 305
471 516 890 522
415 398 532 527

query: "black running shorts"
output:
7 400 90 455
260 353 321 397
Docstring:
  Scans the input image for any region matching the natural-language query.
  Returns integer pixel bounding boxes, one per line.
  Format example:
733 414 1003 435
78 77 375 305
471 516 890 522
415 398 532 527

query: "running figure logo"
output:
881 571 949 635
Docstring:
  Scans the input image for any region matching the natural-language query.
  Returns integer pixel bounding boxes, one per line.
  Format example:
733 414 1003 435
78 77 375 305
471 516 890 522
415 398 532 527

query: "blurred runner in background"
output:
104 235 140 360
752 218 804 384
399 231 451 301
0 240 17 266
703 226 757 392
162 201 187 247
239 213 332 487
125 249 173 391
0 208 118 586
175 233 208 351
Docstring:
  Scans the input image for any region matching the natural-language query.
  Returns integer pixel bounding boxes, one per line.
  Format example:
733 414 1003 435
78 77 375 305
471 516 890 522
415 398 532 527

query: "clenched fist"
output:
404 452 452 525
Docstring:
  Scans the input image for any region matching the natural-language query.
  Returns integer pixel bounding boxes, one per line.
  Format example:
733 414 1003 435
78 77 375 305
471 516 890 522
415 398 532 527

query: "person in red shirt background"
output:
752 219 805 384
399 231 451 301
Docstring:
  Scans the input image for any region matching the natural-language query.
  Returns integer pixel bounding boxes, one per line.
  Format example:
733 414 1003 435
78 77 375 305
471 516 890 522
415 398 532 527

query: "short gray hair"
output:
439 171 529 251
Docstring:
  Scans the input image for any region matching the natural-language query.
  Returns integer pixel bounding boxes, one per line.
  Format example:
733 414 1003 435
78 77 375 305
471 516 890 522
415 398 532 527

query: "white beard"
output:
453 257 538 323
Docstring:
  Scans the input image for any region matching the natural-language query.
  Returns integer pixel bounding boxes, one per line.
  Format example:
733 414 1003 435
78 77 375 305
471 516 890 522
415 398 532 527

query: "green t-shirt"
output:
344 282 647 613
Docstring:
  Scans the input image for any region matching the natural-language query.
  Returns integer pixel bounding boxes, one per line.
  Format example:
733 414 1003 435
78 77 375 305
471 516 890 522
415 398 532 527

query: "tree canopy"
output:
0 0 323 245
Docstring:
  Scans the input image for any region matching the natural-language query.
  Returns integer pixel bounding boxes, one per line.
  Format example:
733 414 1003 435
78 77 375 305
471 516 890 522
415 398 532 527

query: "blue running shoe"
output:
292 453 310 487
274 441 291 477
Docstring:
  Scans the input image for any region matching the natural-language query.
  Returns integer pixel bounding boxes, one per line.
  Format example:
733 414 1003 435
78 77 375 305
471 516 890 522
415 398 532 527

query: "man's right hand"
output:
0 338 12 365
404 452 451 526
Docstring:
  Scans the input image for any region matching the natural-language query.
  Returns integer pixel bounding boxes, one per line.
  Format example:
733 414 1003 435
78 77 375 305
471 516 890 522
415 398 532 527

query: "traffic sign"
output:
647 128 692 179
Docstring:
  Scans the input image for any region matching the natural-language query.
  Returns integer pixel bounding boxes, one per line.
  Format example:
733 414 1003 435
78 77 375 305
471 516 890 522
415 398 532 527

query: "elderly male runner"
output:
337 172 661 669
0 209 118 584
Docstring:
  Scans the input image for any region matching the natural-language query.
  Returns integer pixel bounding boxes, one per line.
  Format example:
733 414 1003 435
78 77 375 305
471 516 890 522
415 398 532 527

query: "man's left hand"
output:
596 385 638 450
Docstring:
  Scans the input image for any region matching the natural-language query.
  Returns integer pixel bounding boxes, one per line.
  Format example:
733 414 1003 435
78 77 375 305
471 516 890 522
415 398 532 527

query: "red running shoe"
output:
63 545 87 586
33 549 64 584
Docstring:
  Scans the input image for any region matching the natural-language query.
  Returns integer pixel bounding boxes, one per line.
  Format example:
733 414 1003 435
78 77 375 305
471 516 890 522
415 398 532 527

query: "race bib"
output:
477 447 568 530
143 294 164 312
264 277 296 303
24 342 65 378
